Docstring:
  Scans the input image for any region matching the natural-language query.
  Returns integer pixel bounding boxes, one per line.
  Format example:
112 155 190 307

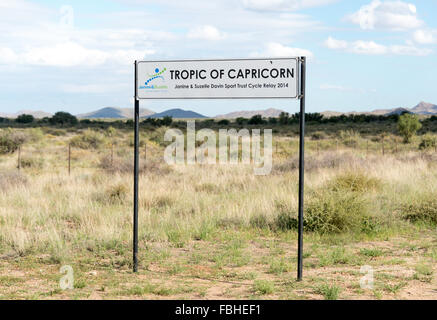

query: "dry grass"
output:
0 128 436 299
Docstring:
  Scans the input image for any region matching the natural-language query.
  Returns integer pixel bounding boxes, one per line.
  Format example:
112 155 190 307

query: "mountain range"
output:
0 110 52 119
77 107 154 119
145 108 206 119
321 102 437 118
216 108 284 119
1 101 436 120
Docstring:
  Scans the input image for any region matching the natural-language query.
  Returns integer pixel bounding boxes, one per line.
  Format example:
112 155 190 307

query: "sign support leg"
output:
297 56 306 281
133 61 139 273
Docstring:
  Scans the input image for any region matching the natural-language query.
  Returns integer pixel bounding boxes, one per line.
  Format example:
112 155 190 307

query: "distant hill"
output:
385 108 412 116
321 101 437 118
411 101 437 115
0 110 52 119
216 108 285 119
77 107 155 119
145 108 207 119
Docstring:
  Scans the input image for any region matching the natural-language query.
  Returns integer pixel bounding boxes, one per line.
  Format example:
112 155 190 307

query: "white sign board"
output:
136 58 299 99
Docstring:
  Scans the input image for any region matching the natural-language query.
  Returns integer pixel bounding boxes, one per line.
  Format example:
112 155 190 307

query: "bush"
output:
98 154 172 175
27 128 44 143
402 197 437 225
419 134 436 150
248 115 265 125
0 129 27 154
273 190 372 234
311 131 326 140
70 129 105 149
304 191 371 234
49 112 78 126
275 211 297 231
250 214 271 229
42 128 66 136
235 117 247 125
19 156 44 169
217 119 230 125
106 183 128 204
398 113 422 143
94 183 128 205
15 114 34 124
279 112 289 125
339 130 361 147
268 117 278 125
329 172 381 193
0 171 27 191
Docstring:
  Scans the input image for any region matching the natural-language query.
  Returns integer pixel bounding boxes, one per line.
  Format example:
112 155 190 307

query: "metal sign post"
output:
133 61 139 273
132 57 306 278
297 56 306 281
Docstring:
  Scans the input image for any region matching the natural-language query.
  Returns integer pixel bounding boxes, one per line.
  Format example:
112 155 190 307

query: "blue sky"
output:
0 0 436 117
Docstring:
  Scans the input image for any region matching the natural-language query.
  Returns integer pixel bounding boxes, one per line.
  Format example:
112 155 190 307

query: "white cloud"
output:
413 29 435 44
320 84 376 93
0 42 155 67
346 0 424 31
187 25 226 41
0 48 18 64
390 44 432 56
350 40 388 55
242 0 338 11
320 84 348 91
324 37 433 56
251 42 314 58
324 36 348 49
61 83 129 94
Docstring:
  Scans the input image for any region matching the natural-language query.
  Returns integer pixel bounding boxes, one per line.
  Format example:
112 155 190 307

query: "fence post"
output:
366 140 369 157
382 137 385 156
111 143 114 169
17 145 21 171
68 143 71 176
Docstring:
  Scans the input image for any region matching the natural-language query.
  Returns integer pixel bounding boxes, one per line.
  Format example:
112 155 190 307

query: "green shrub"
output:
95 183 128 205
398 113 421 143
15 114 34 124
329 172 381 193
252 280 274 295
250 214 271 229
311 131 326 140
275 211 298 231
19 156 44 169
402 196 437 225
42 128 66 136
0 129 27 154
106 183 128 204
273 200 297 231
304 191 370 234
273 192 372 234
49 112 78 126
419 134 436 150
339 130 361 147
217 119 230 125
0 171 27 191
315 283 340 300
70 129 105 149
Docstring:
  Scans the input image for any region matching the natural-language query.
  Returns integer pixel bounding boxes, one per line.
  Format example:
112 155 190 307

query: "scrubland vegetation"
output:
0 116 436 300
